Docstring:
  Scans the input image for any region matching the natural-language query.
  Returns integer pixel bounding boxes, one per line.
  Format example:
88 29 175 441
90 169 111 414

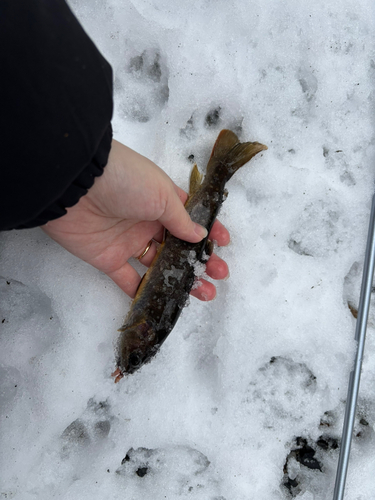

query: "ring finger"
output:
134 239 159 266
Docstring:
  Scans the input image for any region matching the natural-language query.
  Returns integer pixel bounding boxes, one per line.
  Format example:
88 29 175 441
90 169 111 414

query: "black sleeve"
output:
0 0 113 231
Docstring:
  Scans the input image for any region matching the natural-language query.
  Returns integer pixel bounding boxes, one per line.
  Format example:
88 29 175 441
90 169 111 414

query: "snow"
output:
1 0 375 498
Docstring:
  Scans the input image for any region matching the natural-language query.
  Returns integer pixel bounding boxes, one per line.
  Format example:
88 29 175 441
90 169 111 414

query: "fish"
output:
112 129 267 382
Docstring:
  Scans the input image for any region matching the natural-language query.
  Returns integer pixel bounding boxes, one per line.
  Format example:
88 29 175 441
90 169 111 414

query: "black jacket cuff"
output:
15 124 113 229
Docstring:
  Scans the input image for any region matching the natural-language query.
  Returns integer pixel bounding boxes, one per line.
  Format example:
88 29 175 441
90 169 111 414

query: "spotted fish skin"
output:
113 130 267 380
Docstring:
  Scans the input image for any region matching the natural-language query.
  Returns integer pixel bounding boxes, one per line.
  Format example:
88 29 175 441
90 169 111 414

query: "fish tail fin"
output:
207 129 267 180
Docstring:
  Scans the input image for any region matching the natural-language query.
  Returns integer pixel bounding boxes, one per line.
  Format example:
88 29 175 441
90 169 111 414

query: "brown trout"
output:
112 129 267 381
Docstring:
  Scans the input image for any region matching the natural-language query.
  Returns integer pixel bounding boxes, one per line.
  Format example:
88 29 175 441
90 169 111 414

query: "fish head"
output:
116 321 158 376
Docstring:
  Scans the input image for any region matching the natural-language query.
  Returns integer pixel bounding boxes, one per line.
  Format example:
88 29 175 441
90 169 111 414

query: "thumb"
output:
158 186 208 243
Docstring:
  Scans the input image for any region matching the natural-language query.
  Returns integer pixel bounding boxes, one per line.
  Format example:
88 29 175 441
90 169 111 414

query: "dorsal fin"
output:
189 163 203 196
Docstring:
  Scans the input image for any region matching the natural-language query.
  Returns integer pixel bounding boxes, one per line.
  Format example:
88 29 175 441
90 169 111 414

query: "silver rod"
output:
333 193 375 500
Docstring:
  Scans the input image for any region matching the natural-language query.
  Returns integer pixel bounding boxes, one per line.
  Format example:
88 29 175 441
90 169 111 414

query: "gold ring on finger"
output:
137 240 153 260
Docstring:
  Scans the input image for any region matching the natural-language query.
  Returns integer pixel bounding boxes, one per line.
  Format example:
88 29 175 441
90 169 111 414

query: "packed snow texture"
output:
1 1 375 499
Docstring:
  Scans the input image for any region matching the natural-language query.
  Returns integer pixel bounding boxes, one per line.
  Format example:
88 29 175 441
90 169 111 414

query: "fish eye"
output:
129 352 142 368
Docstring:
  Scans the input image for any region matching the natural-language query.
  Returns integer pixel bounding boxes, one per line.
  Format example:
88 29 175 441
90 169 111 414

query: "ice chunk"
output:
163 265 184 287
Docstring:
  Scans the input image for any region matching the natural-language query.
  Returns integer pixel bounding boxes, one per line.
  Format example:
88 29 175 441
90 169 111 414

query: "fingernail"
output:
195 224 208 240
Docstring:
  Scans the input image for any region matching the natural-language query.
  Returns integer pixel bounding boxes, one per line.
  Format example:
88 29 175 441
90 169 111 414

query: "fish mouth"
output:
112 366 124 383
112 350 143 381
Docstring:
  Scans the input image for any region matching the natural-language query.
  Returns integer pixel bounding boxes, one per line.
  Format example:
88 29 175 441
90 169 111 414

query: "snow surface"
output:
1 1 375 498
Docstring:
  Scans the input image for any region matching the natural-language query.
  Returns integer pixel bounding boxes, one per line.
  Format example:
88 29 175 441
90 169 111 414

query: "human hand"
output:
42 139 230 301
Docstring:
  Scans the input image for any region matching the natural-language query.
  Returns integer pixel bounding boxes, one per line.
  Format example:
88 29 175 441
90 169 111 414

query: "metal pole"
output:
333 193 375 500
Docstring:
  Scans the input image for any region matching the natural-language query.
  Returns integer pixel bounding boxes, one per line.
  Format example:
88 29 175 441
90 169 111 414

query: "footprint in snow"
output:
60 398 113 459
245 356 317 425
116 445 224 499
115 48 169 123
281 404 375 499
